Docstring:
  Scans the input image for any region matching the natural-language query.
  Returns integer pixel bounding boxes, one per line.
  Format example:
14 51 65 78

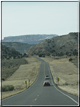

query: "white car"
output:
45 75 49 79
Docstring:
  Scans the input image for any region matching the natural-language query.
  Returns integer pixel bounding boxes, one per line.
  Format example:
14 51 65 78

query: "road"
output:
2 57 79 106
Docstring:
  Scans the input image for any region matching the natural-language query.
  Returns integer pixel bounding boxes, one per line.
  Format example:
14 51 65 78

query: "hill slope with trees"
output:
2 45 28 80
27 32 78 57
2 45 22 59
2 42 33 54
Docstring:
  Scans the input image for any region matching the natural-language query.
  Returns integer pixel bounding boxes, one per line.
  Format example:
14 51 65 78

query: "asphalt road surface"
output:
2 57 79 106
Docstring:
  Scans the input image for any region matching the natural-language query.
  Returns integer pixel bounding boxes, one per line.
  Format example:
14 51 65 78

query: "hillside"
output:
27 32 78 56
2 34 58 44
2 42 33 54
2 45 22 59
2 45 28 80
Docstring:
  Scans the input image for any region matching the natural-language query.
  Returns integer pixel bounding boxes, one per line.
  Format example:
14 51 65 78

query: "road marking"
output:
47 63 78 105
52 83 78 104
35 98 37 100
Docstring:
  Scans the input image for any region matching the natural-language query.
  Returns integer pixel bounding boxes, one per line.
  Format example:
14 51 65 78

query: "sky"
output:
2 1 79 40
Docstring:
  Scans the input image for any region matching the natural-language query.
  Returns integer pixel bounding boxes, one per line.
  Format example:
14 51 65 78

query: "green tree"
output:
73 49 78 56
69 58 73 61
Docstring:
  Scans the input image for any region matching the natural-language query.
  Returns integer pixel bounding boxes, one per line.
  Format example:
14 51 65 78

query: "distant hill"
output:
27 32 78 56
2 34 58 44
2 42 33 54
2 45 22 59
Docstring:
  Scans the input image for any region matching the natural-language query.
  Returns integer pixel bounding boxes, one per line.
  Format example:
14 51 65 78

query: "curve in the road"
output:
2 57 79 106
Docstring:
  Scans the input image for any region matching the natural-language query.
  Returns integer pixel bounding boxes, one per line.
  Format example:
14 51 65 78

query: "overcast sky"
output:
2 1 79 39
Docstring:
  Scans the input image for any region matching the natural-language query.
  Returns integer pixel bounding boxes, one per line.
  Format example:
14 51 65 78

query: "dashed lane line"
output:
35 98 37 101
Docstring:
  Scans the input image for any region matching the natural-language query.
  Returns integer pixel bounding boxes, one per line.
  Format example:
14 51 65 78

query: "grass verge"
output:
2 57 41 99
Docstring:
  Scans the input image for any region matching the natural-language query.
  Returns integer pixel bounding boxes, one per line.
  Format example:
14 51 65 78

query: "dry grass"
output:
1 55 79 99
2 58 28 80
2 57 41 99
41 56 79 96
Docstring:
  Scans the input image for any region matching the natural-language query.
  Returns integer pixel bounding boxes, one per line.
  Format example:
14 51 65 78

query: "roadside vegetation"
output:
2 44 30 81
2 57 41 99
40 55 78 96
28 32 78 57
2 58 28 81
2 85 14 92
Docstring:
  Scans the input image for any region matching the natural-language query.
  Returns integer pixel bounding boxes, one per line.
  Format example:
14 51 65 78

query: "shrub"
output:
8 66 10 68
26 54 29 57
2 85 14 91
2 78 5 81
39 54 45 57
39 54 42 57
57 52 64 56
68 53 71 56
69 58 73 61
73 49 78 56
47 53 50 56
39 54 43 57
66 51 69 55
65 82 68 85
42 55 45 57
63 82 68 85
59 52 64 56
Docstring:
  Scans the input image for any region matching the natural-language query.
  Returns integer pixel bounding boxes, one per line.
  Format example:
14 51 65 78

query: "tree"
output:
39 54 42 57
47 53 50 56
59 52 64 56
66 51 69 56
57 52 64 56
69 58 73 61
73 49 78 56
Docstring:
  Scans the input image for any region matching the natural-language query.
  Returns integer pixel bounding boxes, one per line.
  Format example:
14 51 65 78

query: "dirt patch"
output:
41 56 79 96
2 57 41 99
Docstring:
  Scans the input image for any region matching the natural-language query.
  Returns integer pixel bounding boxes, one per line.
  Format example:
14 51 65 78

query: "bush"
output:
73 49 78 56
39 54 45 57
47 53 50 56
57 52 64 56
39 54 42 57
42 55 45 57
39 54 43 57
69 58 73 61
2 85 14 91
2 78 5 81
63 82 68 85
66 51 69 55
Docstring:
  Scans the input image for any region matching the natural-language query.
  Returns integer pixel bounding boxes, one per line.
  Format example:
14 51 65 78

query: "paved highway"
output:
2 57 79 106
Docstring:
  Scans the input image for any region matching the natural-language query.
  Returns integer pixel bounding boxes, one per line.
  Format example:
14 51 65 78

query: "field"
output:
2 57 41 99
41 55 79 96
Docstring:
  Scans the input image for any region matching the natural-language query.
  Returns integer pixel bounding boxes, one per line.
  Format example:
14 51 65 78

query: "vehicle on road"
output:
43 80 50 86
45 75 50 79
